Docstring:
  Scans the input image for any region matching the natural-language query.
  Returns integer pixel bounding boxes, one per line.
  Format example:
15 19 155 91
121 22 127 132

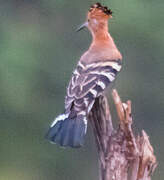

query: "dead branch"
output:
89 89 157 180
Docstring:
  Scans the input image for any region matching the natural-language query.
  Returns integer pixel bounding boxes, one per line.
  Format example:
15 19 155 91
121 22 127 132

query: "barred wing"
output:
65 60 122 116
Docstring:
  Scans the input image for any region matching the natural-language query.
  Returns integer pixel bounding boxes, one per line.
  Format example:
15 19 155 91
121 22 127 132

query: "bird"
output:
46 2 122 148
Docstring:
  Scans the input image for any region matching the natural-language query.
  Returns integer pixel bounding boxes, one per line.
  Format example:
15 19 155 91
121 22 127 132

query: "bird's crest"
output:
89 2 112 18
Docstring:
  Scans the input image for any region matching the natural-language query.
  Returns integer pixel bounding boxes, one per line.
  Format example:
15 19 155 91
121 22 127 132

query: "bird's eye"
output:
88 19 90 22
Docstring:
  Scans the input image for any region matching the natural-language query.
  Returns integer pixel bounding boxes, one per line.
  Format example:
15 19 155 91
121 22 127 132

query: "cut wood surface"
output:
89 89 157 180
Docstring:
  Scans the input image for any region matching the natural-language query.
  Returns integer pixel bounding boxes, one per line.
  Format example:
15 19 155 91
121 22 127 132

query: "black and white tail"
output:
46 113 87 148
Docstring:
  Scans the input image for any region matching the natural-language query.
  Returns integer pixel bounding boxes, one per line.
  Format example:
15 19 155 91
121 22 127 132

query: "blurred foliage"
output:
0 0 164 180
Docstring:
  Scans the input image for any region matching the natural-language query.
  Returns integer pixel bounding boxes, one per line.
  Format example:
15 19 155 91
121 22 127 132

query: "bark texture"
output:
89 89 157 180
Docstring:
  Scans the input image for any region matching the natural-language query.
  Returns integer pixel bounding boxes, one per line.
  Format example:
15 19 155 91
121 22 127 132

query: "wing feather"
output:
65 59 122 115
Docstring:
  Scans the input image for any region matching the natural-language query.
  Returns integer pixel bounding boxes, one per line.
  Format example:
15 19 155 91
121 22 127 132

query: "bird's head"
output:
77 3 112 33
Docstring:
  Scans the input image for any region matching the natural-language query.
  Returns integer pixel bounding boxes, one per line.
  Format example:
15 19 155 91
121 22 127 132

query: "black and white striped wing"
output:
65 60 122 116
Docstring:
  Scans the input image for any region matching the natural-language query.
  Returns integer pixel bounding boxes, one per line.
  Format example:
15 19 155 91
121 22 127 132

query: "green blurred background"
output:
0 0 164 179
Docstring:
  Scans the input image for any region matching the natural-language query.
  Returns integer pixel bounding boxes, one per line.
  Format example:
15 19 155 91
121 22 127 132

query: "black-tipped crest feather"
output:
89 2 112 15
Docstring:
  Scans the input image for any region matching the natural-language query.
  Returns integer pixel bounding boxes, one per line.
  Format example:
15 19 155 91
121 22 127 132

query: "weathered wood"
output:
89 89 157 180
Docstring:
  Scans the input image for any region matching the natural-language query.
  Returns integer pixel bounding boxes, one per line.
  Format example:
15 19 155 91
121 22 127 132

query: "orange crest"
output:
88 2 112 20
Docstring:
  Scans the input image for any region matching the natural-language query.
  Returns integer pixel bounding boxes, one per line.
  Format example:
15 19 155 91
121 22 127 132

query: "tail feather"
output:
46 114 87 148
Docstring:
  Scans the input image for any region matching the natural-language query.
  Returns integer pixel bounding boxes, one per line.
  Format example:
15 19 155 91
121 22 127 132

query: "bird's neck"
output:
90 27 116 49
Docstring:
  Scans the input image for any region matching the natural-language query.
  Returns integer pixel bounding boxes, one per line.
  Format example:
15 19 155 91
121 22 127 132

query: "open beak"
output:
76 22 88 32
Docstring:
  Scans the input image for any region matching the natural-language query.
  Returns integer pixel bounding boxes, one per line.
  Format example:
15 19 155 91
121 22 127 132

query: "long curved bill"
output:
76 22 88 32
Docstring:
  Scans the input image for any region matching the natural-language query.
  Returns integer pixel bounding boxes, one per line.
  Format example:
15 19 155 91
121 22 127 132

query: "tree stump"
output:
89 89 157 180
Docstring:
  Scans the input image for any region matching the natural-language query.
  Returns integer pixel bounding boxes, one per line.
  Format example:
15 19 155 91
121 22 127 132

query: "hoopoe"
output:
46 2 122 148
